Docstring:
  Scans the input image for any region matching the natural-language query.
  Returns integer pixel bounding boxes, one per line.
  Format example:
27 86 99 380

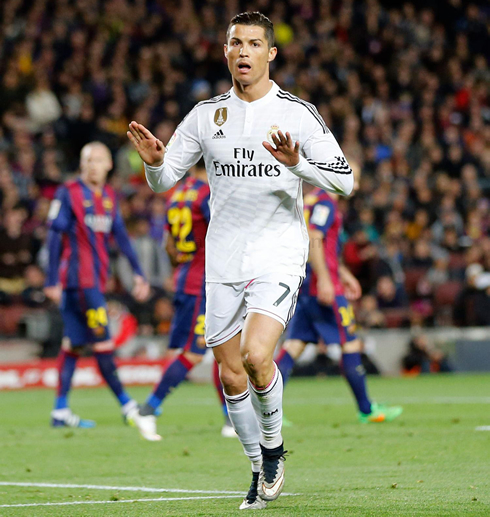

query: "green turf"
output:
1 374 489 516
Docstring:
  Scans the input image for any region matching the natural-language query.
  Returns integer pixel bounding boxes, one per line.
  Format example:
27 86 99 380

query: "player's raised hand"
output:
127 121 166 167
263 130 300 168
132 275 150 302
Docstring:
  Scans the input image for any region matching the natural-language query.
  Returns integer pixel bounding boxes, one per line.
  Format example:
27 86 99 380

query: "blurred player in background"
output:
44 142 150 428
128 11 353 510
129 165 235 441
277 163 403 423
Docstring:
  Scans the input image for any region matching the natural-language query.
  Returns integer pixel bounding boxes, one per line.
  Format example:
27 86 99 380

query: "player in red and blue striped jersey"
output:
129 165 234 441
44 142 150 428
277 167 403 423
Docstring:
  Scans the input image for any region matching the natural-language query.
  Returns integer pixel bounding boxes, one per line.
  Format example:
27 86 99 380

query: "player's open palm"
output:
127 121 166 167
263 130 300 168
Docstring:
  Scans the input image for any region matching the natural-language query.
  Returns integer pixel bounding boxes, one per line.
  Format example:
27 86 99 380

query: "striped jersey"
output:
303 189 344 297
165 176 210 296
145 81 353 283
45 179 143 291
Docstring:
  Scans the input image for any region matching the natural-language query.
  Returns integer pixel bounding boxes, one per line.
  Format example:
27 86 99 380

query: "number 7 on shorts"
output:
273 283 290 307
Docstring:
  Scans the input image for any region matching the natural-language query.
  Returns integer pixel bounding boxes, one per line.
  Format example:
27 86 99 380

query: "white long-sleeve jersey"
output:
145 81 353 283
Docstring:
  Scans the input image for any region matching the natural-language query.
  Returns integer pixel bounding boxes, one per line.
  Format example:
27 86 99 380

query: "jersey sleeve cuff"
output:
144 162 165 173
286 155 307 174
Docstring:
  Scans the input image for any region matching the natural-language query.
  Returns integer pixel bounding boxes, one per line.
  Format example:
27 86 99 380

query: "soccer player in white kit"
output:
127 11 353 510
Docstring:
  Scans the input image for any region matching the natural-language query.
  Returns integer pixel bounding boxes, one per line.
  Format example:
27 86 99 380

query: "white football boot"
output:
126 406 162 441
239 471 267 510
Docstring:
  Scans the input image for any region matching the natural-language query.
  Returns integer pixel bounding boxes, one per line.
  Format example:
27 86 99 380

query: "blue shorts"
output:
60 288 110 346
286 294 357 346
168 292 206 354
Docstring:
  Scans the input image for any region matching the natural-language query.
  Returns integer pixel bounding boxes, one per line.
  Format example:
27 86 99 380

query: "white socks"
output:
225 390 262 472
249 363 283 449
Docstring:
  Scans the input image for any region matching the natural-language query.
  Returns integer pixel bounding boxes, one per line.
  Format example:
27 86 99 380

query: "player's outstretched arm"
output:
127 121 166 167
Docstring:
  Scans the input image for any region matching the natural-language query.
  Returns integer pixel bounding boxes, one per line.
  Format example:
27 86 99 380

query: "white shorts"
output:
205 272 304 347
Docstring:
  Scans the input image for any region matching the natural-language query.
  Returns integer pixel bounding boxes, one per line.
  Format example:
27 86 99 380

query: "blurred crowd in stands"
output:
0 0 489 353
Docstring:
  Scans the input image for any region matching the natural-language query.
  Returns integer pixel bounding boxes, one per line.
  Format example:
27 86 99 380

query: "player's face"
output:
224 24 277 87
80 145 112 187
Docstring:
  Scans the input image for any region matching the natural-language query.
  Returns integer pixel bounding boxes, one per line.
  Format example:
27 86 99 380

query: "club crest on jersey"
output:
267 125 280 144
214 107 228 126
102 198 113 210
83 200 92 208
167 132 177 149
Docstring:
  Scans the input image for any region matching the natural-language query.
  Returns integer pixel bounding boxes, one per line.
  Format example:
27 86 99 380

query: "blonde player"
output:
128 12 353 510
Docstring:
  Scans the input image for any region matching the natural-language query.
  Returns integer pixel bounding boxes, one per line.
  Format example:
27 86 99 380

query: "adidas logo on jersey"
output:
212 129 226 139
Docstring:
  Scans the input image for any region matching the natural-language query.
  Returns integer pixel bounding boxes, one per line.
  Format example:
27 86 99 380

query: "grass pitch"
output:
0 374 489 516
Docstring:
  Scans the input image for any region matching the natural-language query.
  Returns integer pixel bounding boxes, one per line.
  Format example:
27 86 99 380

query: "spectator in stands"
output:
0 0 487 331
356 294 386 329
375 275 407 310
343 225 377 292
453 263 490 326
116 216 171 294
0 205 35 300
409 239 434 269
426 255 450 289
402 334 453 375
25 74 62 132
21 264 48 308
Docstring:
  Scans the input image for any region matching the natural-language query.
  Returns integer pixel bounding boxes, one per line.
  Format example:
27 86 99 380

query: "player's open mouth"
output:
238 63 252 72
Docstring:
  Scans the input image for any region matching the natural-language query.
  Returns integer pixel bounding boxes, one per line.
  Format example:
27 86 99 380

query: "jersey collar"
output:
229 80 279 106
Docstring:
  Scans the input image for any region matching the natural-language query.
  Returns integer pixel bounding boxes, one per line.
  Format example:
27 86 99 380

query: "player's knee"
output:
342 339 362 354
93 340 115 353
182 351 204 366
61 338 84 355
241 349 271 376
284 339 306 359
219 366 247 394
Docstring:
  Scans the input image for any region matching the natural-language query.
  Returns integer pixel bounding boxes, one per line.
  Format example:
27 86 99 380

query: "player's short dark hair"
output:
227 12 275 48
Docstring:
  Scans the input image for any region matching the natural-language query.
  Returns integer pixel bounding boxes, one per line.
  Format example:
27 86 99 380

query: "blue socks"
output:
146 354 193 410
342 352 372 414
54 350 78 409
276 349 295 387
94 351 131 406
277 348 373 415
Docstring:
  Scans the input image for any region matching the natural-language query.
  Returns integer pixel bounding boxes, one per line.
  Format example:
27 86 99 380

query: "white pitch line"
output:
0 482 299 498
0 482 243 495
174 396 490 406
0 495 240 508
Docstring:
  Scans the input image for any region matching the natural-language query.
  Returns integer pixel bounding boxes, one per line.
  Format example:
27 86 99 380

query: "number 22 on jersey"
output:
167 206 196 253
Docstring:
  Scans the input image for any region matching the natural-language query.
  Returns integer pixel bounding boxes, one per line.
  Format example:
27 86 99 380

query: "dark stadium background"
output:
0 0 489 381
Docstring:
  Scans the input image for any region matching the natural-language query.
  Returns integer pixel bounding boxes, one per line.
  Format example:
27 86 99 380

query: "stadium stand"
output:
0 0 488 346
